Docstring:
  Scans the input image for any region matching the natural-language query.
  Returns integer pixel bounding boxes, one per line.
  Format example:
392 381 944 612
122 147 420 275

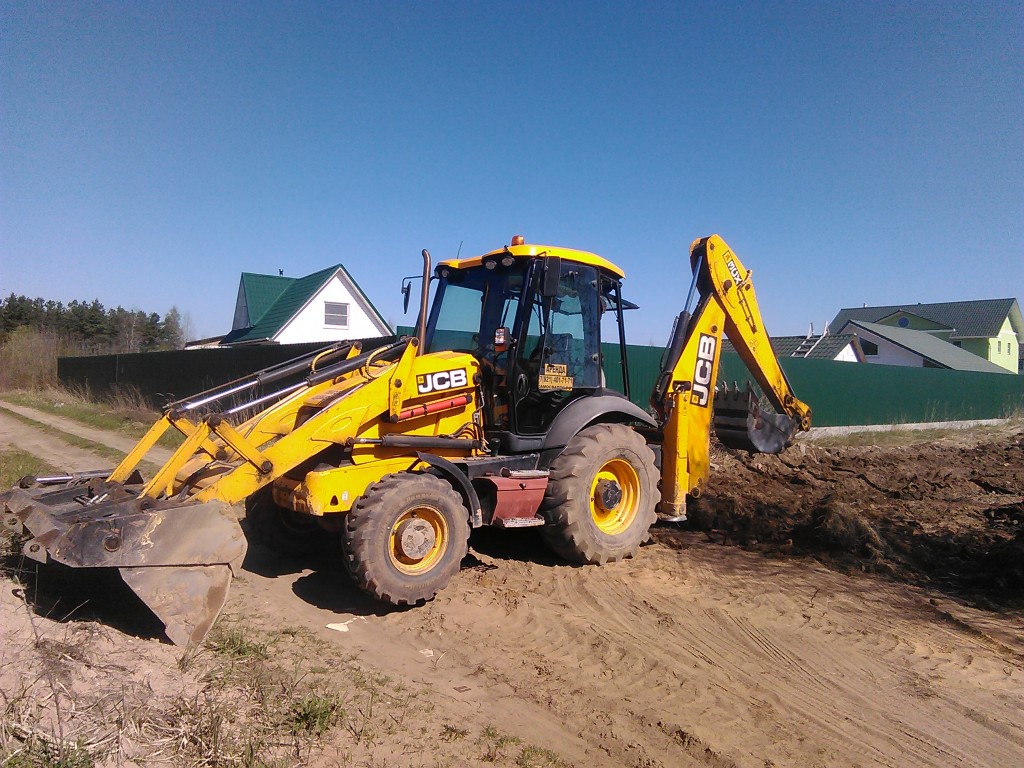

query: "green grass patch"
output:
516 744 572 768
288 692 346 736
205 625 270 660
479 725 522 762
440 723 469 742
2 736 94 768
0 449 56 490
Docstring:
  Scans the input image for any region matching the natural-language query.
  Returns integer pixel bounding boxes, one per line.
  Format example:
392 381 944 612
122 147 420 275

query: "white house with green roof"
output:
831 298 1022 374
221 264 392 346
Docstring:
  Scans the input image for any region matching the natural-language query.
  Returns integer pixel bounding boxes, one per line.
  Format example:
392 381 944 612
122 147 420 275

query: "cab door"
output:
509 260 602 435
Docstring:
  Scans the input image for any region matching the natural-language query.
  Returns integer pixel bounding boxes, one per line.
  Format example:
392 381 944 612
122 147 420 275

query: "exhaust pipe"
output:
417 249 431 354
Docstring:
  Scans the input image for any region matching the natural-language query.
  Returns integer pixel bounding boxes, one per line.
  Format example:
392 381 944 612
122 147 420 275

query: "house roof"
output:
222 264 391 345
830 298 1021 339
840 320 1010 374
722 333 861 360
239 273 292 325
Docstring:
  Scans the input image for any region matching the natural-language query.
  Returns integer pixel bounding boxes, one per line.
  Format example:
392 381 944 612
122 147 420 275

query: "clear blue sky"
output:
2 1 1021 344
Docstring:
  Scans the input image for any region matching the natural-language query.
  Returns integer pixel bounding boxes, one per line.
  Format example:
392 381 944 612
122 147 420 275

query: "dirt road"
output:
0 407 113 472
0 398 174 465
2 408 1022 767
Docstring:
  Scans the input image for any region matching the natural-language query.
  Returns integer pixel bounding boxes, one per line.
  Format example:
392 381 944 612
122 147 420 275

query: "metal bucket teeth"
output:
2 485 246 646
713 383 797 454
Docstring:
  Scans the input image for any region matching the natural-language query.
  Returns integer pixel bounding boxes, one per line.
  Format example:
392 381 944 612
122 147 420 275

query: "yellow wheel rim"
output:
590 459 641 535
388 506 448 575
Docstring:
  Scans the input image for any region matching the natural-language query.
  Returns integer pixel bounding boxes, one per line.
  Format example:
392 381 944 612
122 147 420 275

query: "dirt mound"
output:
662 425 1024 606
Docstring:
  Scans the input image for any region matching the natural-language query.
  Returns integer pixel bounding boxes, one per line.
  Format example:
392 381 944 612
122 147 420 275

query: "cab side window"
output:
540 264 600 389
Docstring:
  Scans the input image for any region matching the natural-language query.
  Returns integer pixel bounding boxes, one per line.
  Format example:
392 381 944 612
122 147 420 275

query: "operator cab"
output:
423 236 634 448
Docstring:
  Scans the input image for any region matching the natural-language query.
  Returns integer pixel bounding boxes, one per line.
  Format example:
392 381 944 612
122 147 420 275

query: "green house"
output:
831 299 1023 374
221 265 392 346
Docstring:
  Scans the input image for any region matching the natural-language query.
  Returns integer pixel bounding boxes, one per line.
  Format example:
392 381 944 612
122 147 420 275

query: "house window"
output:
325 302 349 328
861 340 878 356
997 340 1001 353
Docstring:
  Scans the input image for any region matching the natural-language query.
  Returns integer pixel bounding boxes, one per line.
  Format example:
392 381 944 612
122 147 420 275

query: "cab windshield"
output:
425 264 526 358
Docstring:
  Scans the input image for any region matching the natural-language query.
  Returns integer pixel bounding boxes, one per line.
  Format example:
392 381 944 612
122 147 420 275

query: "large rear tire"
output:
342 473 469 605
245 486 332 557
541 423 658 564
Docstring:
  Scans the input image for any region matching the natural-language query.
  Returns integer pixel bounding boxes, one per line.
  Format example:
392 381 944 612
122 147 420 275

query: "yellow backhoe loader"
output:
2 234 811 645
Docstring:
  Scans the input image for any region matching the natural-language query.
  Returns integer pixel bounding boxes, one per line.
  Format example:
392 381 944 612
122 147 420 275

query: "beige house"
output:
830 299 1023 374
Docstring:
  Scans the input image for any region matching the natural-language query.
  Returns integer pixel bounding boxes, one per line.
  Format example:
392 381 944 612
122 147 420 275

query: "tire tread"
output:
541 423 657 564
342 473 469 605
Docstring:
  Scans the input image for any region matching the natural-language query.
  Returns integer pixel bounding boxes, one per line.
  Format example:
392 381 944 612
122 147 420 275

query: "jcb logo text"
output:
690 334 716 407
726 258 743 286
417 368 468 395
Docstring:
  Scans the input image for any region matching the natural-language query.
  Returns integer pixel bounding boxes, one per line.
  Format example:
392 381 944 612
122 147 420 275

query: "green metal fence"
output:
610 344 1024 427
57 336 396 406
58 333 1023 426
715 353 1024 426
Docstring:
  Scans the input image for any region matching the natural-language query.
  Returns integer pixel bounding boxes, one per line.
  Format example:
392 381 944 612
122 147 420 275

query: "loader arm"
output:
653 234 811 520
0 337 436 646
146 340 417 506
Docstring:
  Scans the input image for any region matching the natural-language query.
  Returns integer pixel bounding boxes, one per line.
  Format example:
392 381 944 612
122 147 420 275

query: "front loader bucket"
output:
713 383 797 454
2 485 246 646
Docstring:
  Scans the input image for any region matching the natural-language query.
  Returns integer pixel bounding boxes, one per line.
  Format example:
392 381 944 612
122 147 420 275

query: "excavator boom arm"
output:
653 234 811 520
692 235 811 430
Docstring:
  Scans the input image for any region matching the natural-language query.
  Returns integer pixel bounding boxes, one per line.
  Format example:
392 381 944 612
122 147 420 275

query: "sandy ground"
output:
2 406 1022 767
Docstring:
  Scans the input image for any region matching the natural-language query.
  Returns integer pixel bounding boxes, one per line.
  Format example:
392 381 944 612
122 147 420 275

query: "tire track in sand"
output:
399 537 1024 768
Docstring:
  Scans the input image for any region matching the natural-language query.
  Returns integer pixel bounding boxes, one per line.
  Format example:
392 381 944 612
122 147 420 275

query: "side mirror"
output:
541 256 562 298
494 326 509 352
401 281 412 313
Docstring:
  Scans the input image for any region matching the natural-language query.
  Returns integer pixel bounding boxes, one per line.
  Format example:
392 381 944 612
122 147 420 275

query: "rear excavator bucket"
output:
2 479 246 646
713 383 798 454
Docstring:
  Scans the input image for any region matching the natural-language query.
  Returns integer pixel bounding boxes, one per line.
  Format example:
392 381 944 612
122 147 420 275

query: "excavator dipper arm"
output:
652 234 812 520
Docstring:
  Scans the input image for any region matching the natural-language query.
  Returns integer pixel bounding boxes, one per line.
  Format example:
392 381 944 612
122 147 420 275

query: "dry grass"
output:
807 496 891 561
2 386 160 436
0 591 580 768
0 405 128 468
805 418 1020 449
0 328 60 391
0 607 430 768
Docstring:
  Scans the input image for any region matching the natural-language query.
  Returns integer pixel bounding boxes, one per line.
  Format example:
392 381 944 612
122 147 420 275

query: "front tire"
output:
541 423 658 564
342 473 469 605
